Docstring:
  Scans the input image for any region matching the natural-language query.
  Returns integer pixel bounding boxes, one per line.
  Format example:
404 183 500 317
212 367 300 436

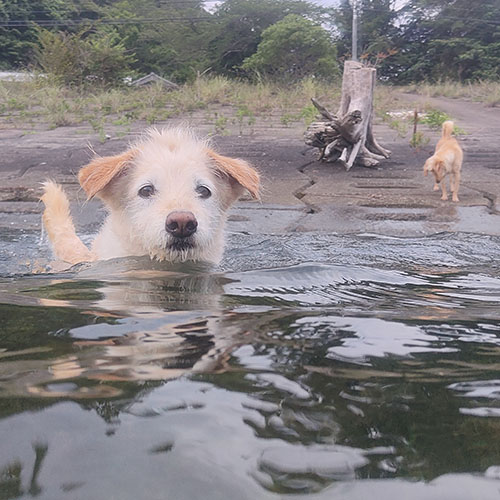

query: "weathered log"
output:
305 61 391 170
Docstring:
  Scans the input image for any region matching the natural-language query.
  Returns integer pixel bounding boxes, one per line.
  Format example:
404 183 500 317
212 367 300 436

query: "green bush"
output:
420 108 465 135
35 28 135 87
420 109 451 129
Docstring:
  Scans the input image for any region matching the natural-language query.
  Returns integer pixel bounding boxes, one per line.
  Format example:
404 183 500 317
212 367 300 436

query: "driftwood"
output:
305 61 391 169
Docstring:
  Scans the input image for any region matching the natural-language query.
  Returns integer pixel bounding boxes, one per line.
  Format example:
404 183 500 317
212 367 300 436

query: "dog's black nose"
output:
165 211 198 238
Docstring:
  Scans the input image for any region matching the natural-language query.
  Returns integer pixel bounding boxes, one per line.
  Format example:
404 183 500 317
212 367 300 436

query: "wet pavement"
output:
1 93 500 249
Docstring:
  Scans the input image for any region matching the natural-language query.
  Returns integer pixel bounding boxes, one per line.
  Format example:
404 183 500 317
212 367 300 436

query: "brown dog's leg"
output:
452 172 460 202
440 180 448 201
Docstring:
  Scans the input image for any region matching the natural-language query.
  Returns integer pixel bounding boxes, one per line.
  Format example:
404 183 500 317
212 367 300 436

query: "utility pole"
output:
351 0 360 61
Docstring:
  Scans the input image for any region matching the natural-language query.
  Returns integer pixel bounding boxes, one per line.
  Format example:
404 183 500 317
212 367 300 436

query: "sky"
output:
315 0 408 8
205 0 408 13
315 0 341 5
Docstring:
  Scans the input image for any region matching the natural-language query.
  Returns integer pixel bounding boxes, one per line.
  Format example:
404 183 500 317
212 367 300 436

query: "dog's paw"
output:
441 195 448 201
452 196 459 202
433 184 440 191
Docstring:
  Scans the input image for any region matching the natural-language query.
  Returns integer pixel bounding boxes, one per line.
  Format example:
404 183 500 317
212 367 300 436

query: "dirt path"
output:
401 93 500 135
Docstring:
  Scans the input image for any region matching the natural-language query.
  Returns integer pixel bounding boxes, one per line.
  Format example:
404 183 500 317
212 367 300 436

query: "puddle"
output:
1 231 500 498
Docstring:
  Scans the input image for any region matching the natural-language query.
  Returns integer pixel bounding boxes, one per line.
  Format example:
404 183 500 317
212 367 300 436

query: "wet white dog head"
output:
78 128 260 263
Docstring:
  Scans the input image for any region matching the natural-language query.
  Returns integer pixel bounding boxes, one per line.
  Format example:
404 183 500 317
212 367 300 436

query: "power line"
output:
0 17 215 28
1 0 219 15
4 0 217 9
2 6 499 28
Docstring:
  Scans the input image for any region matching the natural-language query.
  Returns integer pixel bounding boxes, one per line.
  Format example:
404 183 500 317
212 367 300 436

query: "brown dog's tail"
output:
441 121 454 139
40 181 95 265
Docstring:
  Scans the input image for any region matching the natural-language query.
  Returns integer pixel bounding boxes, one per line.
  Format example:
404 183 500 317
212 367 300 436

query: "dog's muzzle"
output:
165 211 197 251
166 211 198 237
168 237 195 251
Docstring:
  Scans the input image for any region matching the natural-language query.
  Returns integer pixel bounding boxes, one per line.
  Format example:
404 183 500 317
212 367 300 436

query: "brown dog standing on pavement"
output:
423 120 463 202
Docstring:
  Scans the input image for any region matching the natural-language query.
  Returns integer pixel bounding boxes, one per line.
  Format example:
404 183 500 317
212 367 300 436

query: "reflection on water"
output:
2 233 500 498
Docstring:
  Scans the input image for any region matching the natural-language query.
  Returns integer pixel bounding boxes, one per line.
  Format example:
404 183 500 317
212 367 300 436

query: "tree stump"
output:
305 60 391 170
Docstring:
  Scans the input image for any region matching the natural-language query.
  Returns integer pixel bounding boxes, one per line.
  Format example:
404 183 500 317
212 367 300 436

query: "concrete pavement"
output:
1 94 499 242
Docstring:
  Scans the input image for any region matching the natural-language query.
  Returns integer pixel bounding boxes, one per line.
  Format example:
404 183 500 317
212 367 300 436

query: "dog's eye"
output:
138 184 155 198
196 185 212 199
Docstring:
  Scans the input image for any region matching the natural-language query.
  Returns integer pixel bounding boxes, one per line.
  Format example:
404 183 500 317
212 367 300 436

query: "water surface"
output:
1 231 500 499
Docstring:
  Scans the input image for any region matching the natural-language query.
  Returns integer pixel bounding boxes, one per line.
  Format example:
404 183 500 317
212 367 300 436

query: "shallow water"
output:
2 231 500 499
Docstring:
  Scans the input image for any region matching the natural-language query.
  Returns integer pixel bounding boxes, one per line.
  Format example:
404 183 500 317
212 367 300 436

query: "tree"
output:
241 14 339 81
0 0 212 82
207 0 322 76
35 27 135 86
0 0 76 68
397 0 500 82
0 0 113 69
100 0 212 82
332 0 400 79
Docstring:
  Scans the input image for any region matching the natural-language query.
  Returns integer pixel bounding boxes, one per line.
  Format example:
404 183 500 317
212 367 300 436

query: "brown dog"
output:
423 120 463 202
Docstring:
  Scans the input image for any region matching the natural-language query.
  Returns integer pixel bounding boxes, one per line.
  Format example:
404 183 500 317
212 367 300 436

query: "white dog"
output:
41 128 260 265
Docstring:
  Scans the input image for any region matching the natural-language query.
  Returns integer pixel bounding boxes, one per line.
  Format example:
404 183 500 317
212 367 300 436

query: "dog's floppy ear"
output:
423 159 431 176
436 160 446 177
207 149 260 200
78 149 137 199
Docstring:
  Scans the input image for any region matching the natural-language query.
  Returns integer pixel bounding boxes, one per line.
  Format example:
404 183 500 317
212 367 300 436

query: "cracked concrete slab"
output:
1 96 500 245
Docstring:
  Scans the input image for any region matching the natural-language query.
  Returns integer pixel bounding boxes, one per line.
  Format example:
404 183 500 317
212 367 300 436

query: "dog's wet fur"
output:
41 128 260 265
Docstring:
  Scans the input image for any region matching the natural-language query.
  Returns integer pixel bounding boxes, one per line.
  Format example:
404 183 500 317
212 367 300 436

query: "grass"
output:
3 76 487 141
0 75 340 135
402 80 500 107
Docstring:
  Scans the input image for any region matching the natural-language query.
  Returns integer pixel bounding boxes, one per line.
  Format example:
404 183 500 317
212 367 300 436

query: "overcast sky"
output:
315 0 408 8
314 0 341 6
205 0 407 13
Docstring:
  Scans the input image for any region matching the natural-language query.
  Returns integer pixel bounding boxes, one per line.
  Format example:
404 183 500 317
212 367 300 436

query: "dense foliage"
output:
241 14 339 81
0 0 498 84
334 0 500 83
397 0 500 82
35 27 134 86
208 0 322 77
